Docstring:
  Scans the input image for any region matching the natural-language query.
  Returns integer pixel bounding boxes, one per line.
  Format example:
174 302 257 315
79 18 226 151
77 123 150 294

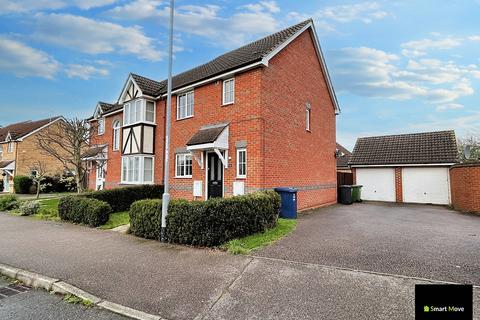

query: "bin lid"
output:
351 185 363 188
274 187 297 193
339 185 353 188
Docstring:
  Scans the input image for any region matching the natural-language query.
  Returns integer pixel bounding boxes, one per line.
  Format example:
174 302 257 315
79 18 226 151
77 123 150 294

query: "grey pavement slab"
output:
257 202 480 285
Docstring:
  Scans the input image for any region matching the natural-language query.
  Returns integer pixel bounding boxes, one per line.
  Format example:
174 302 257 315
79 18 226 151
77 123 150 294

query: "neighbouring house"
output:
0 117 66 193
349 130 458 205
336 143 352 173
85 19 340 210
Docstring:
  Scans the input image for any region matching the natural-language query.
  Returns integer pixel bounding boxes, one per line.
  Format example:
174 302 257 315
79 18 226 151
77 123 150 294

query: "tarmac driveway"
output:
257 202 480 285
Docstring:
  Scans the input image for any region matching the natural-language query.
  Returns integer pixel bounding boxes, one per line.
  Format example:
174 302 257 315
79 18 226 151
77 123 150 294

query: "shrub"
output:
0 195 19 211
58 196 112 227
19 201 40 216
13 176 33 194
129 191 281 247
84 184 164 212
129 199 162 239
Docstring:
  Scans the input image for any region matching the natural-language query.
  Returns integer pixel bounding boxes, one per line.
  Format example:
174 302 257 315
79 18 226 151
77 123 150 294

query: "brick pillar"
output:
352 168 356 184
394 167 403 203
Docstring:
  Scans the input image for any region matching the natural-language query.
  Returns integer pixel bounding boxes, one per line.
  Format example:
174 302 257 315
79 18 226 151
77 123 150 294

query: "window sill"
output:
176 115 194 121
236 176 247 180
222 101 234 106
122 121 156 127
306 129 311 133
174 176 192 179
119 181 154 185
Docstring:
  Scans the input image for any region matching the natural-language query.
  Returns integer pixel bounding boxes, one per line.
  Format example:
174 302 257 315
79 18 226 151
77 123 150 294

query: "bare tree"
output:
30 161 48 199
36 118 95 193
458 136 480 162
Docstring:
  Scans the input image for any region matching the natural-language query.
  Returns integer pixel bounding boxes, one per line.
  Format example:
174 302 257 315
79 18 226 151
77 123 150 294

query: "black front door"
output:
207 152 223 198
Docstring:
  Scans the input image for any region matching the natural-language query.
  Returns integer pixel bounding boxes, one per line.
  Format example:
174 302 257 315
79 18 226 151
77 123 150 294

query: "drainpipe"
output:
160 0 174 242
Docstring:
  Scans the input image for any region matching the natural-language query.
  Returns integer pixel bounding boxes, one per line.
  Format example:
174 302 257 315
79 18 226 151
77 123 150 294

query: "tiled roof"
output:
336 143 351 168
349 130 458 166
98 101 122 115
0 117 62 142
186 125 228 146
133 19 311 97
0 160 14 169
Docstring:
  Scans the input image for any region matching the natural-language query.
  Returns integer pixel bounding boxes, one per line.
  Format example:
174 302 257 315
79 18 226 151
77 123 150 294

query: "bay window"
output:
177 91 194 120
123 99 155 126
121 156 154 184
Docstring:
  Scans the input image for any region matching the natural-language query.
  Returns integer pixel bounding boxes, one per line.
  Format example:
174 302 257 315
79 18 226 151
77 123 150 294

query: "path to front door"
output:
206 152 223 199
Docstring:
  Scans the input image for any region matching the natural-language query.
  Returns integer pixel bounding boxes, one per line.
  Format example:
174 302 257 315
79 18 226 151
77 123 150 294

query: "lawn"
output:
99 211 130 230
221 218 297 255
35 198 61 221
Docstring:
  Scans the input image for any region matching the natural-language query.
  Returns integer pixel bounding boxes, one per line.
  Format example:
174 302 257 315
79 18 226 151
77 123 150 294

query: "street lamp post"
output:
161 0 174 242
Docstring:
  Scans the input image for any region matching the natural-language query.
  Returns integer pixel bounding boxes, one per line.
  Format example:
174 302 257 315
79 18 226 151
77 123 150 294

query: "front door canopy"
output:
186 124 229 168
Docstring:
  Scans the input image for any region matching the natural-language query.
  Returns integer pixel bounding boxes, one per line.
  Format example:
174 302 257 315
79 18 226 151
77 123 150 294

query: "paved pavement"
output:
258 202 480 285
0 277 129 320
0 207 478 320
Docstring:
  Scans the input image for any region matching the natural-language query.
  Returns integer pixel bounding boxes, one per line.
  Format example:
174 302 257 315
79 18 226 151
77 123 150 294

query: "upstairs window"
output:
112 120 121 151
7 141 14 153
177 91 194 120
306 103 311 131
222 78 235 105
123 99 155 126
236 148 247 178
98 118 105 135
175 153 192 178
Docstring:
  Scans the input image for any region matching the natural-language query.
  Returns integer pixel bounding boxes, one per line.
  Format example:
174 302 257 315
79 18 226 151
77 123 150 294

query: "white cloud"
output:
408 112 480 137
330 47 477 106
107 0 280 47
316 2 388 24
401 37 462 57
0 0 116 13
33 13 163 61
436 103 464 111
0 37 59 79
469 35 480 41
65 64 109 80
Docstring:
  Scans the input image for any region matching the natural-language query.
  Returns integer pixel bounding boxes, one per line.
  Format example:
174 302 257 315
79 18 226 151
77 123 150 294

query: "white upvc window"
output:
121 156 154 184
7 141 14 153
306 102 311 131
98 118 105 135
236 148 247 178
175 153 192 178
222 78 235 105
177 91 194 120
123 99 155 126
112 120 121 151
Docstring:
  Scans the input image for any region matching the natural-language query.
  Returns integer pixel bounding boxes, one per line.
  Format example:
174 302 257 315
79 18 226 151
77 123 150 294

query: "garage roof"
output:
349 130 458 166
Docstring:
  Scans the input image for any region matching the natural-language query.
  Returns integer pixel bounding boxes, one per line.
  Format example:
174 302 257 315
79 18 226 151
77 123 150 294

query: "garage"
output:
356 168 395 202
349 130 458 205
402 167 450 205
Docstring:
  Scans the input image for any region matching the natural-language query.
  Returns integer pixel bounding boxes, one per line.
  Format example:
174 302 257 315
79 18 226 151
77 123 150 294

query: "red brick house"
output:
86 19 340 210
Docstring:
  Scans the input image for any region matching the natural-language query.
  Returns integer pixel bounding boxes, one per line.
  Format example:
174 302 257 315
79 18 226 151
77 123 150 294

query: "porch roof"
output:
186 124 229 151
0 160 15 170
81 145 108 160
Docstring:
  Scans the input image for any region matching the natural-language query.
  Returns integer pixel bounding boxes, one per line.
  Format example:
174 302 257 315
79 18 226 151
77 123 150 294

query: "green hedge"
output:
84 184 164 212
0 195 19 211
129 191 281 247
58 196 112 227
13 176 33 194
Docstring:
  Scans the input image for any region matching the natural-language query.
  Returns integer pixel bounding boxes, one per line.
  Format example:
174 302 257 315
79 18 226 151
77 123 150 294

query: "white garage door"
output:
356 168 396 202
402 167 450 205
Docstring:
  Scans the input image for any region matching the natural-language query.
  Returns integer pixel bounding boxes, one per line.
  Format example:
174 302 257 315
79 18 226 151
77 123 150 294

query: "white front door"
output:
96 165 105 191
356 168 396 202
402 167 450 205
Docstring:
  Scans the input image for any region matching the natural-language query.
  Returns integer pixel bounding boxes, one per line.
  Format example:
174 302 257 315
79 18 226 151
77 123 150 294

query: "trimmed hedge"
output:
59 196 112 227
84 184 164 212
0 195 19 211
129 191 281 247
13 176 33 194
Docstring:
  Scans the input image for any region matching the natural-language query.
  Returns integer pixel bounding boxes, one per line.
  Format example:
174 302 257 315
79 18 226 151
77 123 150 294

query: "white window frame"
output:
98 118 105 135
175 153 193 178
222 78 235 105
236 148 247 178
123 99 156 126
121 156 154 184
306 103 311 132
176 91 194 120
7 141 14 153
112 120 121 151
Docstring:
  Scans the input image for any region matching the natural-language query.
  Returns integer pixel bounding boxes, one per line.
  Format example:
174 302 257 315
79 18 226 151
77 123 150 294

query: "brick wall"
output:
259 29 338 209
394 167 403 202
450 163 480 214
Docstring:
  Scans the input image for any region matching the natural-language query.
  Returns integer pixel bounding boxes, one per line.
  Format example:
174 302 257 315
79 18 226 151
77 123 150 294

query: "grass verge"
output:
63 294 93 307
34 198 61 221
221 218 297 255
99 211 129 230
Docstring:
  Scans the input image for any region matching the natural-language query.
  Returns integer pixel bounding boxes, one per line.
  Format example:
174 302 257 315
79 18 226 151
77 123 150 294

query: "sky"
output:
0 0 479 149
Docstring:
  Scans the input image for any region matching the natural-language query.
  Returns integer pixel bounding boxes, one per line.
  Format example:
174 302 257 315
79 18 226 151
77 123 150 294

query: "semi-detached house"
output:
86 19 340 210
